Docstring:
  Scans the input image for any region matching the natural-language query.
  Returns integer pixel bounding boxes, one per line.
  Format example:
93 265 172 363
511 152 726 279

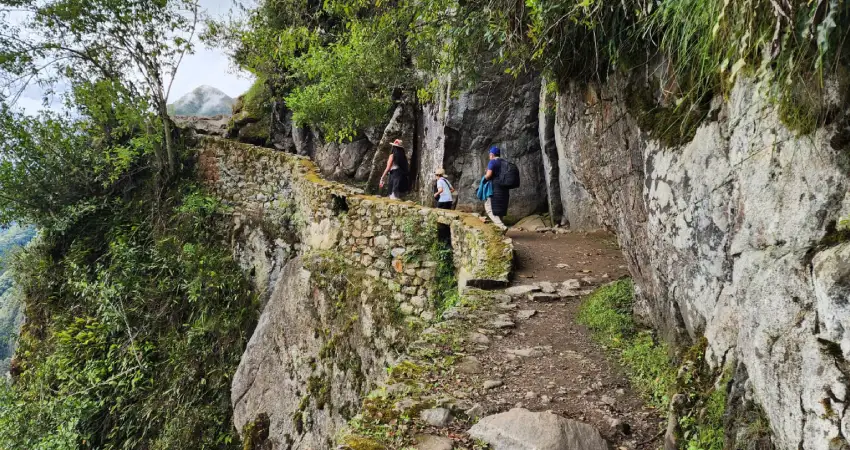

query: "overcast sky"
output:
15 0 255 113
169 0 255 100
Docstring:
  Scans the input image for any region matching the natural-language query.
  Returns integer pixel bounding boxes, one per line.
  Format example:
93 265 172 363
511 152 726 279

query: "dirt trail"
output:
470 230 664 448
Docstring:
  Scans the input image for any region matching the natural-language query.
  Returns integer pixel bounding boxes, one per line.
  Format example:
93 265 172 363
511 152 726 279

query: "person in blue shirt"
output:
433 168 454 209
483 146 508 231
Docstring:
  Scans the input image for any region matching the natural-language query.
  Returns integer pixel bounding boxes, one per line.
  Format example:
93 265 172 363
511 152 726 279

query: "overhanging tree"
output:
0 0 201 178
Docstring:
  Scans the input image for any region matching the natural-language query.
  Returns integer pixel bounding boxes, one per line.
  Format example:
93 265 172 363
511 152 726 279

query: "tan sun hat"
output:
391 139 404 148
435 168 446 176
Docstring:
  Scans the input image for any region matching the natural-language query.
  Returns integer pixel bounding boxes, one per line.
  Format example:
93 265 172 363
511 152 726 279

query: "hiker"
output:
379 139 410 200
433 168 455 210
477 146 509 231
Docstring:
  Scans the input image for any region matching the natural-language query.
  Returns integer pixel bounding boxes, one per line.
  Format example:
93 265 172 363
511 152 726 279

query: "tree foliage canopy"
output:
213 0 850 140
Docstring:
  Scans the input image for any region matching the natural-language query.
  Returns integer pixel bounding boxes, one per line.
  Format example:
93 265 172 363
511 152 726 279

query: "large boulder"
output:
416 74 548 218
468 408 608 450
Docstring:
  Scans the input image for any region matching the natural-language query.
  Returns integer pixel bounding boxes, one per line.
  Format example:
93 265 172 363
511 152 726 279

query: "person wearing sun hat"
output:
379 139 410 200
433 168 455 209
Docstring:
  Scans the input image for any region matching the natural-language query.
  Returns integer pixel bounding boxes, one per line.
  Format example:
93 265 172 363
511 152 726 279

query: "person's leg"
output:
437 201 452 209
388 171 399 200
485 198 507 229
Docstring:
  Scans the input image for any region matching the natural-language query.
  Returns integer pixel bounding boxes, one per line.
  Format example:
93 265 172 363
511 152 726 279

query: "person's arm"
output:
434 181 444 198
380 154 394 187
485 169 494 180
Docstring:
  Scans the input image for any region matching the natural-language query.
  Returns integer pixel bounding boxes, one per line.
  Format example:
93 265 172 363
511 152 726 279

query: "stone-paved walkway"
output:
357 229 666 449
461 230 665 448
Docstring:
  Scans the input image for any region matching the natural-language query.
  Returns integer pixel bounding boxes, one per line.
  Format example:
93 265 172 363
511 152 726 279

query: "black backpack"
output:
496 159 521 189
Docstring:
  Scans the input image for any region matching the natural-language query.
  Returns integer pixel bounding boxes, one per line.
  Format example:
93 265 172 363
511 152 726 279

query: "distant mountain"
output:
168 85 235 117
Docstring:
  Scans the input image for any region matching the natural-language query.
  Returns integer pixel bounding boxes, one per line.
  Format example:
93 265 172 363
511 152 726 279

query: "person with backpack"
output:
482 146 509 231
379 139 410 200
433 168 455 209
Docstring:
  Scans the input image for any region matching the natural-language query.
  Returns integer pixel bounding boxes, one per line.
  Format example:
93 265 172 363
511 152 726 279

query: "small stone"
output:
616 388 625 396
393 259 404 273
484 379 504 389
505 347 544 358
562 279 581 290
504 285 540 296
497 302 518 311
374 235 389 247
528 292 560 302
525 391 537 400
517 309 537 320
491 319 516 329
466 403 484 419
456 356 484 374
420 408 452 427
391 247 406 258
600 395 616 406
540 395 551 405
468 332 491 345
442 307 466 320
608 417 632 435
415 434 454 450
556 263 569 269
395 398 419 412
538 281 557 293
492 293 512 303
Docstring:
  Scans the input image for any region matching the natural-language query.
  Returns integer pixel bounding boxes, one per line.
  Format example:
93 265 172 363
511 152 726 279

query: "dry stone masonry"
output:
194 136 512 448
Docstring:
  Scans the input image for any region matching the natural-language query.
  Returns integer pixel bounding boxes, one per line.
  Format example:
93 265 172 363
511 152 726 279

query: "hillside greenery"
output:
209 0 850 141
0 225 35 373
0 1 260 448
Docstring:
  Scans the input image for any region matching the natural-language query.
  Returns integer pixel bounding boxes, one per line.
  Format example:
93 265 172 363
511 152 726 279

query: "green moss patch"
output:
578 280 770 448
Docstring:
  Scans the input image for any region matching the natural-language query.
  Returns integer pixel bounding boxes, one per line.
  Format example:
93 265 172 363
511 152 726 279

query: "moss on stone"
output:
307 374 332 410
341 435 386 450
241 413 271 450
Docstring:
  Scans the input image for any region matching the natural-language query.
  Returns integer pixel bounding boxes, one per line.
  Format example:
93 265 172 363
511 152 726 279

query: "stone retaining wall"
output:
196 137 512 319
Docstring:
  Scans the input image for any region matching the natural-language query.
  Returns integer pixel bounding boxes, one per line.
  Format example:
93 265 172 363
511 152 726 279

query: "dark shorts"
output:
436 201 453 210
388 169 407 197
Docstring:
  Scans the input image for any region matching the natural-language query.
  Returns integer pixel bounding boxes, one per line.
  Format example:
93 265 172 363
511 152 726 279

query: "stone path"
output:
455 230 664 448
355 229 666 449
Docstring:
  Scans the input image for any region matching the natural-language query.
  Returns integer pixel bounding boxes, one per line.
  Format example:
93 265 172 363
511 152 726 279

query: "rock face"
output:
415 74 548 218
231 255 406 449
554 73 850 448
468 408 608 450
266 76 549 219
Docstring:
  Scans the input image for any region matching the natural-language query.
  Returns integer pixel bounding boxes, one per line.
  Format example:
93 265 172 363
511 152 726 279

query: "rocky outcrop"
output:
264 76 550 220
553 74 850 449
415 74 548 219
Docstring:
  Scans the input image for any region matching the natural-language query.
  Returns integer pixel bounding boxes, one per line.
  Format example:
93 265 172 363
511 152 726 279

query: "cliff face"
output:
554 75 850 449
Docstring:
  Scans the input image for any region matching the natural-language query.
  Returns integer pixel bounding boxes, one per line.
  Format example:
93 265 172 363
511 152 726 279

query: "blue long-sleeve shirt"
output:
476 176 493 201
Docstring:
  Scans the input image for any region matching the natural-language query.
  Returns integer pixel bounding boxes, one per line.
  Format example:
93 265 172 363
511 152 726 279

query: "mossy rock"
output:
341 435 386 450
237 117 271 146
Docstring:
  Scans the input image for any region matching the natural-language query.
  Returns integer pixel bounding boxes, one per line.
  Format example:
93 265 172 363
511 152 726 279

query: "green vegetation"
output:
0 3 261 447
0 183 258 449
578 279 753 449
0 225 36 373
340 291 493 449
209 0 849 144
